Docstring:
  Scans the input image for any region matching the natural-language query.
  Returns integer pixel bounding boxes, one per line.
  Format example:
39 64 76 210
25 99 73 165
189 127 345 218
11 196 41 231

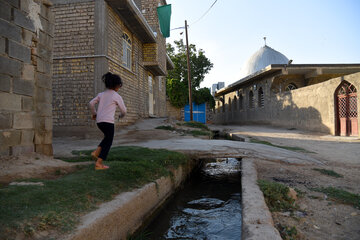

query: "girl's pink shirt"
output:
89 89 127 124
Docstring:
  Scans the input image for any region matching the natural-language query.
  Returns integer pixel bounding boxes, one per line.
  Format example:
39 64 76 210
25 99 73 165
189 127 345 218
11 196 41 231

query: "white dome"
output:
240 45 289 77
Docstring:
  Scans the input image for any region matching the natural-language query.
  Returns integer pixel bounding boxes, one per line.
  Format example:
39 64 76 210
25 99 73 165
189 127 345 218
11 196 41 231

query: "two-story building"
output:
52 0 174 136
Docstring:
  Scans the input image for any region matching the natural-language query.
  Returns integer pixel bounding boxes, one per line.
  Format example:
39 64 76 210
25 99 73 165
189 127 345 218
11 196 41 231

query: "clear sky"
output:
165 0 360 88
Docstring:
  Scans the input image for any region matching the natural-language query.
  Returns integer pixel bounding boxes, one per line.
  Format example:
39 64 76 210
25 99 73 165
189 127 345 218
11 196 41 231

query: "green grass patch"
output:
0 146 188 239
250 138 311 153
311 187 360 209
258 179 297 212
155 125 176 131
276 224 298 240
312 168 343 178
187 130 212 137
181 121 209 130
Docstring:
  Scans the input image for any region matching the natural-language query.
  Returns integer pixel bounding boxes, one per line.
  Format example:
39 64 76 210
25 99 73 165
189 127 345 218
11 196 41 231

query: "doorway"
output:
336 81 358 136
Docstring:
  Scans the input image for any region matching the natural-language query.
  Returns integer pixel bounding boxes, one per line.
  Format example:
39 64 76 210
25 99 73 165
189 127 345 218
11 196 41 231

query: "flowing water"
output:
144 158 242 239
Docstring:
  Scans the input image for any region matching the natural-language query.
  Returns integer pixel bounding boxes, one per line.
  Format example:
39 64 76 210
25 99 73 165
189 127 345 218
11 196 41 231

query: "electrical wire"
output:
170 0 219 31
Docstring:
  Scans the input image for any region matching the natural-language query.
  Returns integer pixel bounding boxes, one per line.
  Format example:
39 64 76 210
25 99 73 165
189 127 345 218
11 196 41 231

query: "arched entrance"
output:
336 81 358 136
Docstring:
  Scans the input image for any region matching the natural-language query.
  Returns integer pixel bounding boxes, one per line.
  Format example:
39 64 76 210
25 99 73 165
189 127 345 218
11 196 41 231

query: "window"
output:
122 33 132 69
233 96 237 111
228 97 231 112
239 94 243 110
258 87 264 107
249 91 254 109
159 77 162 92
285 83 297 91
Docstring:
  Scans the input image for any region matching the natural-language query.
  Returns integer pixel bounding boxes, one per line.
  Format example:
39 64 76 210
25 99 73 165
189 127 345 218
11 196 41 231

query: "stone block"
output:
21 129 34 144
13 8 35 32
10 145 34 155
35 130 51 144
0 37 5 54
0 18 22 42
36 57 51 74
20 0 30 13
35 87 52 103
22 96 33 111
0 92 22 111
39 31 52 49
8 39 31 63
35 117 52 131
0 130 21 146
0 56 22 77
0 0 11 21
36 72 51 89
4 0 19 8
40 16 53 36
13 78 34 96
0 112 12 129
13 112 34 129
35 102 52 116
0 74 11 92
22 29 34 47
0 145 10 155
37 44 52 60
22 64 35 80
35 143 53 156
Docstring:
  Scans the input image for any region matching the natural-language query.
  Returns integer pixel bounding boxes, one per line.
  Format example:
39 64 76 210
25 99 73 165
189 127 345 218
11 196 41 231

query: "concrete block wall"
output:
0 0 53 156
214 72 360 136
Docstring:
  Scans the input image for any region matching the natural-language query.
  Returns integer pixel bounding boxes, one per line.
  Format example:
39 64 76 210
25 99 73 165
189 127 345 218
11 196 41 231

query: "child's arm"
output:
115 95 127 118
89 94 100 119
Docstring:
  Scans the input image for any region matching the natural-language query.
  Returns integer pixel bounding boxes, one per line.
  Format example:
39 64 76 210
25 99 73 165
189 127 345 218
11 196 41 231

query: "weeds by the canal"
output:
155 125 176 131
250 138 312 153
180 121 210 131
312 168 343 178
258 179 298 212
0 146 188 239
311 187 360 209
188 129 212 137
276 224 298 240
155 122 212 138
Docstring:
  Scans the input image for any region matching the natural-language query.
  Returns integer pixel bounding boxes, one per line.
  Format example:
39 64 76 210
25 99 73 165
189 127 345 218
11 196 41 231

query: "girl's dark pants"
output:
97 122 114 160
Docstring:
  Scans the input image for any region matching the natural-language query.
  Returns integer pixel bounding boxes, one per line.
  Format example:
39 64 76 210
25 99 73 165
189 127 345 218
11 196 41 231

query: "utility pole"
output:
185 20 193 121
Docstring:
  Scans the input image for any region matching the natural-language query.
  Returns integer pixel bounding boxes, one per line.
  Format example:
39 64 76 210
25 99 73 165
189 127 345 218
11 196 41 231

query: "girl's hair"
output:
102 72 123 89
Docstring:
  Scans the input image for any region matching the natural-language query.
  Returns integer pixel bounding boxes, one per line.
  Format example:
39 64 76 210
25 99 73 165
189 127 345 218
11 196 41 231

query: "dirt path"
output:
222 125 360 240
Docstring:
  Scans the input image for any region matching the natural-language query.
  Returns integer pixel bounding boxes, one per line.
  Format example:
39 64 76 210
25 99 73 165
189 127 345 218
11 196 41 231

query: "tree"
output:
166 39 214 108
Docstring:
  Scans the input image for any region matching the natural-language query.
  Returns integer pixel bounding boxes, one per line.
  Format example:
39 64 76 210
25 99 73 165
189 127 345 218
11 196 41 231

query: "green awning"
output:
157 4 172 38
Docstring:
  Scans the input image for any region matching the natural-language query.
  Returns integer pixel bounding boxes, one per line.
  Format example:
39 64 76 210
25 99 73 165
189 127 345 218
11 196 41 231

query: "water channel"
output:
143 158 242 239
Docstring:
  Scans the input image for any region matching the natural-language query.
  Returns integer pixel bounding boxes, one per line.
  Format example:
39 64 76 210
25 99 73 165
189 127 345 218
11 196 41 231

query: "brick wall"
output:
51 0 169 136
0 0 53 156
52 1 95 128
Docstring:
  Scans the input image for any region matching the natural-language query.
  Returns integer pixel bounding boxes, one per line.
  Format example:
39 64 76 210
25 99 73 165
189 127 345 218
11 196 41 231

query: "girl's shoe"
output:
95 164 110 170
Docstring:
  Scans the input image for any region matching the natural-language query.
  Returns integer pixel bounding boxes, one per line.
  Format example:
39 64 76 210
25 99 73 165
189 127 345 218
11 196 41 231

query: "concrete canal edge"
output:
64 159 198 240
241 158 282 240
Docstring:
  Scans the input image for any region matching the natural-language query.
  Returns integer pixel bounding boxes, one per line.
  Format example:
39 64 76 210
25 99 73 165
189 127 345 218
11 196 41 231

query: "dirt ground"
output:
2 119 360 239
222 125 360 240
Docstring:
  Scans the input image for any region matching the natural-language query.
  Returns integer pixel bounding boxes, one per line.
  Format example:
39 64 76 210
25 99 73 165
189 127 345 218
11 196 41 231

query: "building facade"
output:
0 0 54 156
52 0 173 136
214 45 360 137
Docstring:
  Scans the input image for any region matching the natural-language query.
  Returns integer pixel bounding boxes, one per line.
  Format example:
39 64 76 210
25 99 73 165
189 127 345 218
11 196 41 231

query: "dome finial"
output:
263 37 267 46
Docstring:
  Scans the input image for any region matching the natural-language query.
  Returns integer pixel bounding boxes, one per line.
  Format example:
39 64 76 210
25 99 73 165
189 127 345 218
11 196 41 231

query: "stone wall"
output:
214 72 360 136
0 0 53 156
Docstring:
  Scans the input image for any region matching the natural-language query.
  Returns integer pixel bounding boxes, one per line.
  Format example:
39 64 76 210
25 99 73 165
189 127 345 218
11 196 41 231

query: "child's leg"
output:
96 122 114 167
91 146 101 160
